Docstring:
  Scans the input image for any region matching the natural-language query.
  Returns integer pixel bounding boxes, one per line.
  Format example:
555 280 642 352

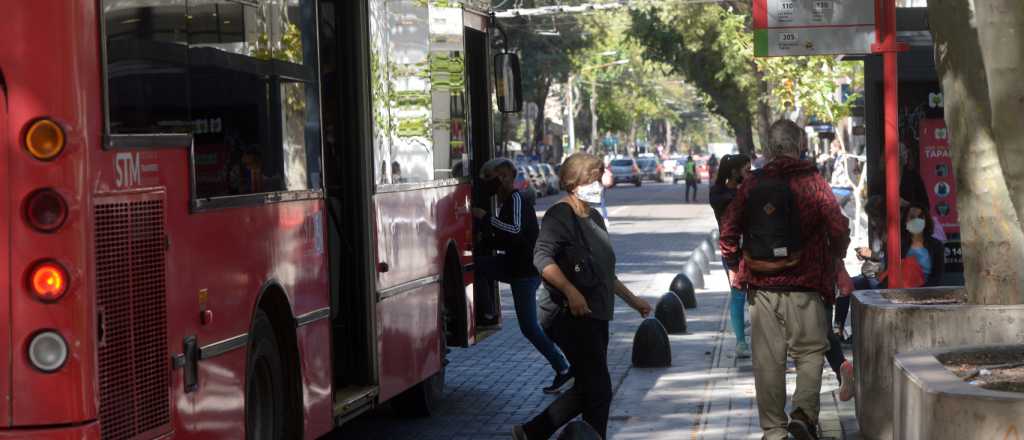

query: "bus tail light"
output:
28 261 69 302
24 118 65 160
24 189 68 232
27 331 68 373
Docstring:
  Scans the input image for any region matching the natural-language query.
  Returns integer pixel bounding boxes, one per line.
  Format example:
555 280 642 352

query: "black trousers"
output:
523 314 612 439
823 303 846 377
685 179 698 201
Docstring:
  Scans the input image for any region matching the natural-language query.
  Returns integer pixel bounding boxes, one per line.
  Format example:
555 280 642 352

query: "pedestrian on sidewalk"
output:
719 119 851 440
709 154 753 358
514 153 652 440
684 155 699 203
599 164 613 223
473 158 573 394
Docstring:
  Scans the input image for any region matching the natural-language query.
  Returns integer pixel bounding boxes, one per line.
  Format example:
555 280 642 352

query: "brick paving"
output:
327 183 862 439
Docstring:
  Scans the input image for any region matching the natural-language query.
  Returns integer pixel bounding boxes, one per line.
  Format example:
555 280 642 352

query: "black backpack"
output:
741 171 803 273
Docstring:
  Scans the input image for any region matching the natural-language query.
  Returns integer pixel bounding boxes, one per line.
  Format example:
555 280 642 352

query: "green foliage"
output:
757 57 862 123
630 3 757 150
630 2 863 152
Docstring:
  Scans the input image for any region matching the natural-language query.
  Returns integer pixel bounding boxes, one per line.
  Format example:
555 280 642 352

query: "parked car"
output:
635 157 664 182
672 158 692 184
539 163 560 194
515 166 537 200
663 156 683 175
608 158 642 187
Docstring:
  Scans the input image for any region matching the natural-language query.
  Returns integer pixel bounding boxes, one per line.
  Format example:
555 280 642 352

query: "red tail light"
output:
28 261 69 302
24 189 68 232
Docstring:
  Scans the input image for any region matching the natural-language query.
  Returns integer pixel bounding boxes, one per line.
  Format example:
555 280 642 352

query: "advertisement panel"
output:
918 118 962 272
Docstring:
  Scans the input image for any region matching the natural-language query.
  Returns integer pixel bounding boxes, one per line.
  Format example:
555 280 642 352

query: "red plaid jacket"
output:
719 157 850 303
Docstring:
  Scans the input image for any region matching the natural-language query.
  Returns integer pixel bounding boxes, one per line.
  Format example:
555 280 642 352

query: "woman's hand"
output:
856 247 872 260
632 298 652 318
567 292 592 317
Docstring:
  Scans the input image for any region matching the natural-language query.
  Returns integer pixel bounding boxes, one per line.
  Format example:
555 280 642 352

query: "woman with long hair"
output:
709 154 752 358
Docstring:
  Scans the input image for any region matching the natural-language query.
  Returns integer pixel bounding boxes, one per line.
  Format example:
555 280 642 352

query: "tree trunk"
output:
628 121 637 154
930 0 1024 304
731 118 755 157
532 79 552 147
975 0 1024 241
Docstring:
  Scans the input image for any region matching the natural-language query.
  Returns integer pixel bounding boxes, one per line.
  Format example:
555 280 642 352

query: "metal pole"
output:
567 74 575 156
872 0 906 287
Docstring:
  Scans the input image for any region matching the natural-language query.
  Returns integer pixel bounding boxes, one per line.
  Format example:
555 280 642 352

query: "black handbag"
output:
548 208 604 305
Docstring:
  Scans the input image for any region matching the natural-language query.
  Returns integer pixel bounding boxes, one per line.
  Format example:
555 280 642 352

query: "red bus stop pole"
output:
872 0 907 288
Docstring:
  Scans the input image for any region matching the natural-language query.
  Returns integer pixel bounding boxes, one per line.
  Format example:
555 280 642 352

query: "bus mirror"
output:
494 52 523 114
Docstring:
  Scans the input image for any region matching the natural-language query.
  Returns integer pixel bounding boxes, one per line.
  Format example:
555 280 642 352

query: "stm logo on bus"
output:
114 152 159 188
115 152 141 188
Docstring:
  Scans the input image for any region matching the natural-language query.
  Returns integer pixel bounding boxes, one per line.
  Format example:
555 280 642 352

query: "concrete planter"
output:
852 287 1024 439
894 344 1024 440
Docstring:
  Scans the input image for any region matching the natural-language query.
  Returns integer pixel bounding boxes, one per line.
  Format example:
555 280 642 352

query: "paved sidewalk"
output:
609 261 862 440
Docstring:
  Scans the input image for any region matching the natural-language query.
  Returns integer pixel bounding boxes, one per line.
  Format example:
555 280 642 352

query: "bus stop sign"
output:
753 0 875 57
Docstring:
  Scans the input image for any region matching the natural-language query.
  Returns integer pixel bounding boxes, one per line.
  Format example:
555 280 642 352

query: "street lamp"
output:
566 59 629 156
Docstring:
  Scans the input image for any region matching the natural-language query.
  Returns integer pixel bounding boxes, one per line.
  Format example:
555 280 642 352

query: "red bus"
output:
0 0 518 438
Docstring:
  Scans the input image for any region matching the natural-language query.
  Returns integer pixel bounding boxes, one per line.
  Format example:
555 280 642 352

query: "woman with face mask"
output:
513 153 652 440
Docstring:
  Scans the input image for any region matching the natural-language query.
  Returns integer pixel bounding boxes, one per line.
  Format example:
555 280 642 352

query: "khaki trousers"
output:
749 289 829 440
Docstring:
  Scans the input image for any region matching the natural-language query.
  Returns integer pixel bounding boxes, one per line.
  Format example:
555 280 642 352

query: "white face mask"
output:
906 218 926 235
574 181 603 204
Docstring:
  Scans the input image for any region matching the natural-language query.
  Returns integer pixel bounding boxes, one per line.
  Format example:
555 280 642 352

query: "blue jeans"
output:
599 193 609 219
730 287 747 345
475 255 569 373
511 277 571 373
723 258 746 345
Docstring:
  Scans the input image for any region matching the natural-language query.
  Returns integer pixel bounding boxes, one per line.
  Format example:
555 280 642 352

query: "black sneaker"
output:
542 371 574 394
787 408 820 440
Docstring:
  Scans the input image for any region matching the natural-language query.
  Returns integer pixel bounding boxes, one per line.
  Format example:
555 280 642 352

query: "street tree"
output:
929 0 1024 304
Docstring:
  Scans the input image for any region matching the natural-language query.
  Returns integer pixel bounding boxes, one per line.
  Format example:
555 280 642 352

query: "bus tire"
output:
246 309 287 440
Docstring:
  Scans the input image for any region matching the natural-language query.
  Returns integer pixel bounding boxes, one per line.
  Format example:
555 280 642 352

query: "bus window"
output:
370 0 432 185
186 0 321 199
430 6 468 180
103 2 190 136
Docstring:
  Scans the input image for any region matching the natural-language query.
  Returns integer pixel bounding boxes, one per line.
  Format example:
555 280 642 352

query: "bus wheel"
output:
392 361 445 418
246 309 286 439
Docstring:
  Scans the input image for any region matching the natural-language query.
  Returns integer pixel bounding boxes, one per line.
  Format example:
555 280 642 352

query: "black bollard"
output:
682 260 705 290
691 247 711 275
699 239 715 260
556 421 602 440
655 292 687 334
669 273 698 309
632 317 672 368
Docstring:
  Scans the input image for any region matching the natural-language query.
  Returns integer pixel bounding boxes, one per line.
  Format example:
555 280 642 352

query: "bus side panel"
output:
4 1 99 426
296 319 333 436
373 188 446 401
376 285 440 402
0 64 10 429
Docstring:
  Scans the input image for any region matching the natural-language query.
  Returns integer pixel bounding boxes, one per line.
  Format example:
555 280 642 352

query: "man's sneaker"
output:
787 408 820 440
735 341 751 359
839 360 856 401
543 371 574 394
512 424 529 440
